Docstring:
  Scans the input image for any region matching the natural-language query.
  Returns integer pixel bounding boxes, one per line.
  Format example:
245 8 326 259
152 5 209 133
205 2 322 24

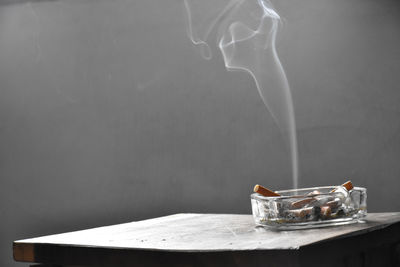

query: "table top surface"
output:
14 212 400 254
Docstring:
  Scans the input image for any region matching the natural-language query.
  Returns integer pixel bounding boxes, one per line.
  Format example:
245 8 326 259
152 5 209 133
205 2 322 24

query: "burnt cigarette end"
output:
320 206 332 218
298 207 314 218
307 190 321 196
326 200 340 210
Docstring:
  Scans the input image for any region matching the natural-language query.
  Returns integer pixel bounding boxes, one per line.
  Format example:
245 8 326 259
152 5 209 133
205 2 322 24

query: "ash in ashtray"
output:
251 181 367 229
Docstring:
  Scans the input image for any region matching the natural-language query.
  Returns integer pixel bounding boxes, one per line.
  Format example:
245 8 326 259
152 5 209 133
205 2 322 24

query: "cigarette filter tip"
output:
342 180 353 191
253 184 280 197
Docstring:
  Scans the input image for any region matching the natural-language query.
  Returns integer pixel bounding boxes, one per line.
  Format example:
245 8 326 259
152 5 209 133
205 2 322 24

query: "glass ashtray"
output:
251 186 367 230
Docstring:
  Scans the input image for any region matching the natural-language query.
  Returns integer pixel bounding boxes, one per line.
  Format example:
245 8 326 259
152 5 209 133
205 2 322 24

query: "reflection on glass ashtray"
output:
251 186 367 230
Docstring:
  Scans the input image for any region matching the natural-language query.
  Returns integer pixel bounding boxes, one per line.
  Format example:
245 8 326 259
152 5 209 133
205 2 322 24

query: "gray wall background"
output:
1 0 399 266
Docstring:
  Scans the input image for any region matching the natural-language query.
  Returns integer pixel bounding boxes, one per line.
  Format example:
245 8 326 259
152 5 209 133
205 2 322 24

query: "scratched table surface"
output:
14 212 400 267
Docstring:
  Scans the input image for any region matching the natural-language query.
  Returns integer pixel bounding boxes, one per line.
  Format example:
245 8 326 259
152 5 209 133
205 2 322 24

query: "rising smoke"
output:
183 0 299 188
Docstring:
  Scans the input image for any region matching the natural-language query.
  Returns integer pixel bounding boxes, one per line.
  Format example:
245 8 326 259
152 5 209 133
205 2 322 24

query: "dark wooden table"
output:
14 213 400 267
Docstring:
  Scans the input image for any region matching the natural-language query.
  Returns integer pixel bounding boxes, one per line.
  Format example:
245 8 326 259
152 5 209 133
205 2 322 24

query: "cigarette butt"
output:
342 180 353 191
320 206 332 218
331 180 354 192
291 197 315 209
290 190 323 209
326 200 340 210
253 184 280 197
290 207 313 218
307 190 321 196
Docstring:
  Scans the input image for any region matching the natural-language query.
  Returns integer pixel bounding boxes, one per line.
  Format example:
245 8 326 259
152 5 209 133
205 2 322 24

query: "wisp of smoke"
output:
183 0 299 188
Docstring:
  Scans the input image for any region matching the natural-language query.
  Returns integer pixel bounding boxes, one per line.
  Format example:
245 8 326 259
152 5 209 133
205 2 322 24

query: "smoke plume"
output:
183 0 299 188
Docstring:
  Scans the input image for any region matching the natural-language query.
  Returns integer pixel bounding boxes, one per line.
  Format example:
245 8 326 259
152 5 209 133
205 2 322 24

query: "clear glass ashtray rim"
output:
250 185 367 230
250 186 367 201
